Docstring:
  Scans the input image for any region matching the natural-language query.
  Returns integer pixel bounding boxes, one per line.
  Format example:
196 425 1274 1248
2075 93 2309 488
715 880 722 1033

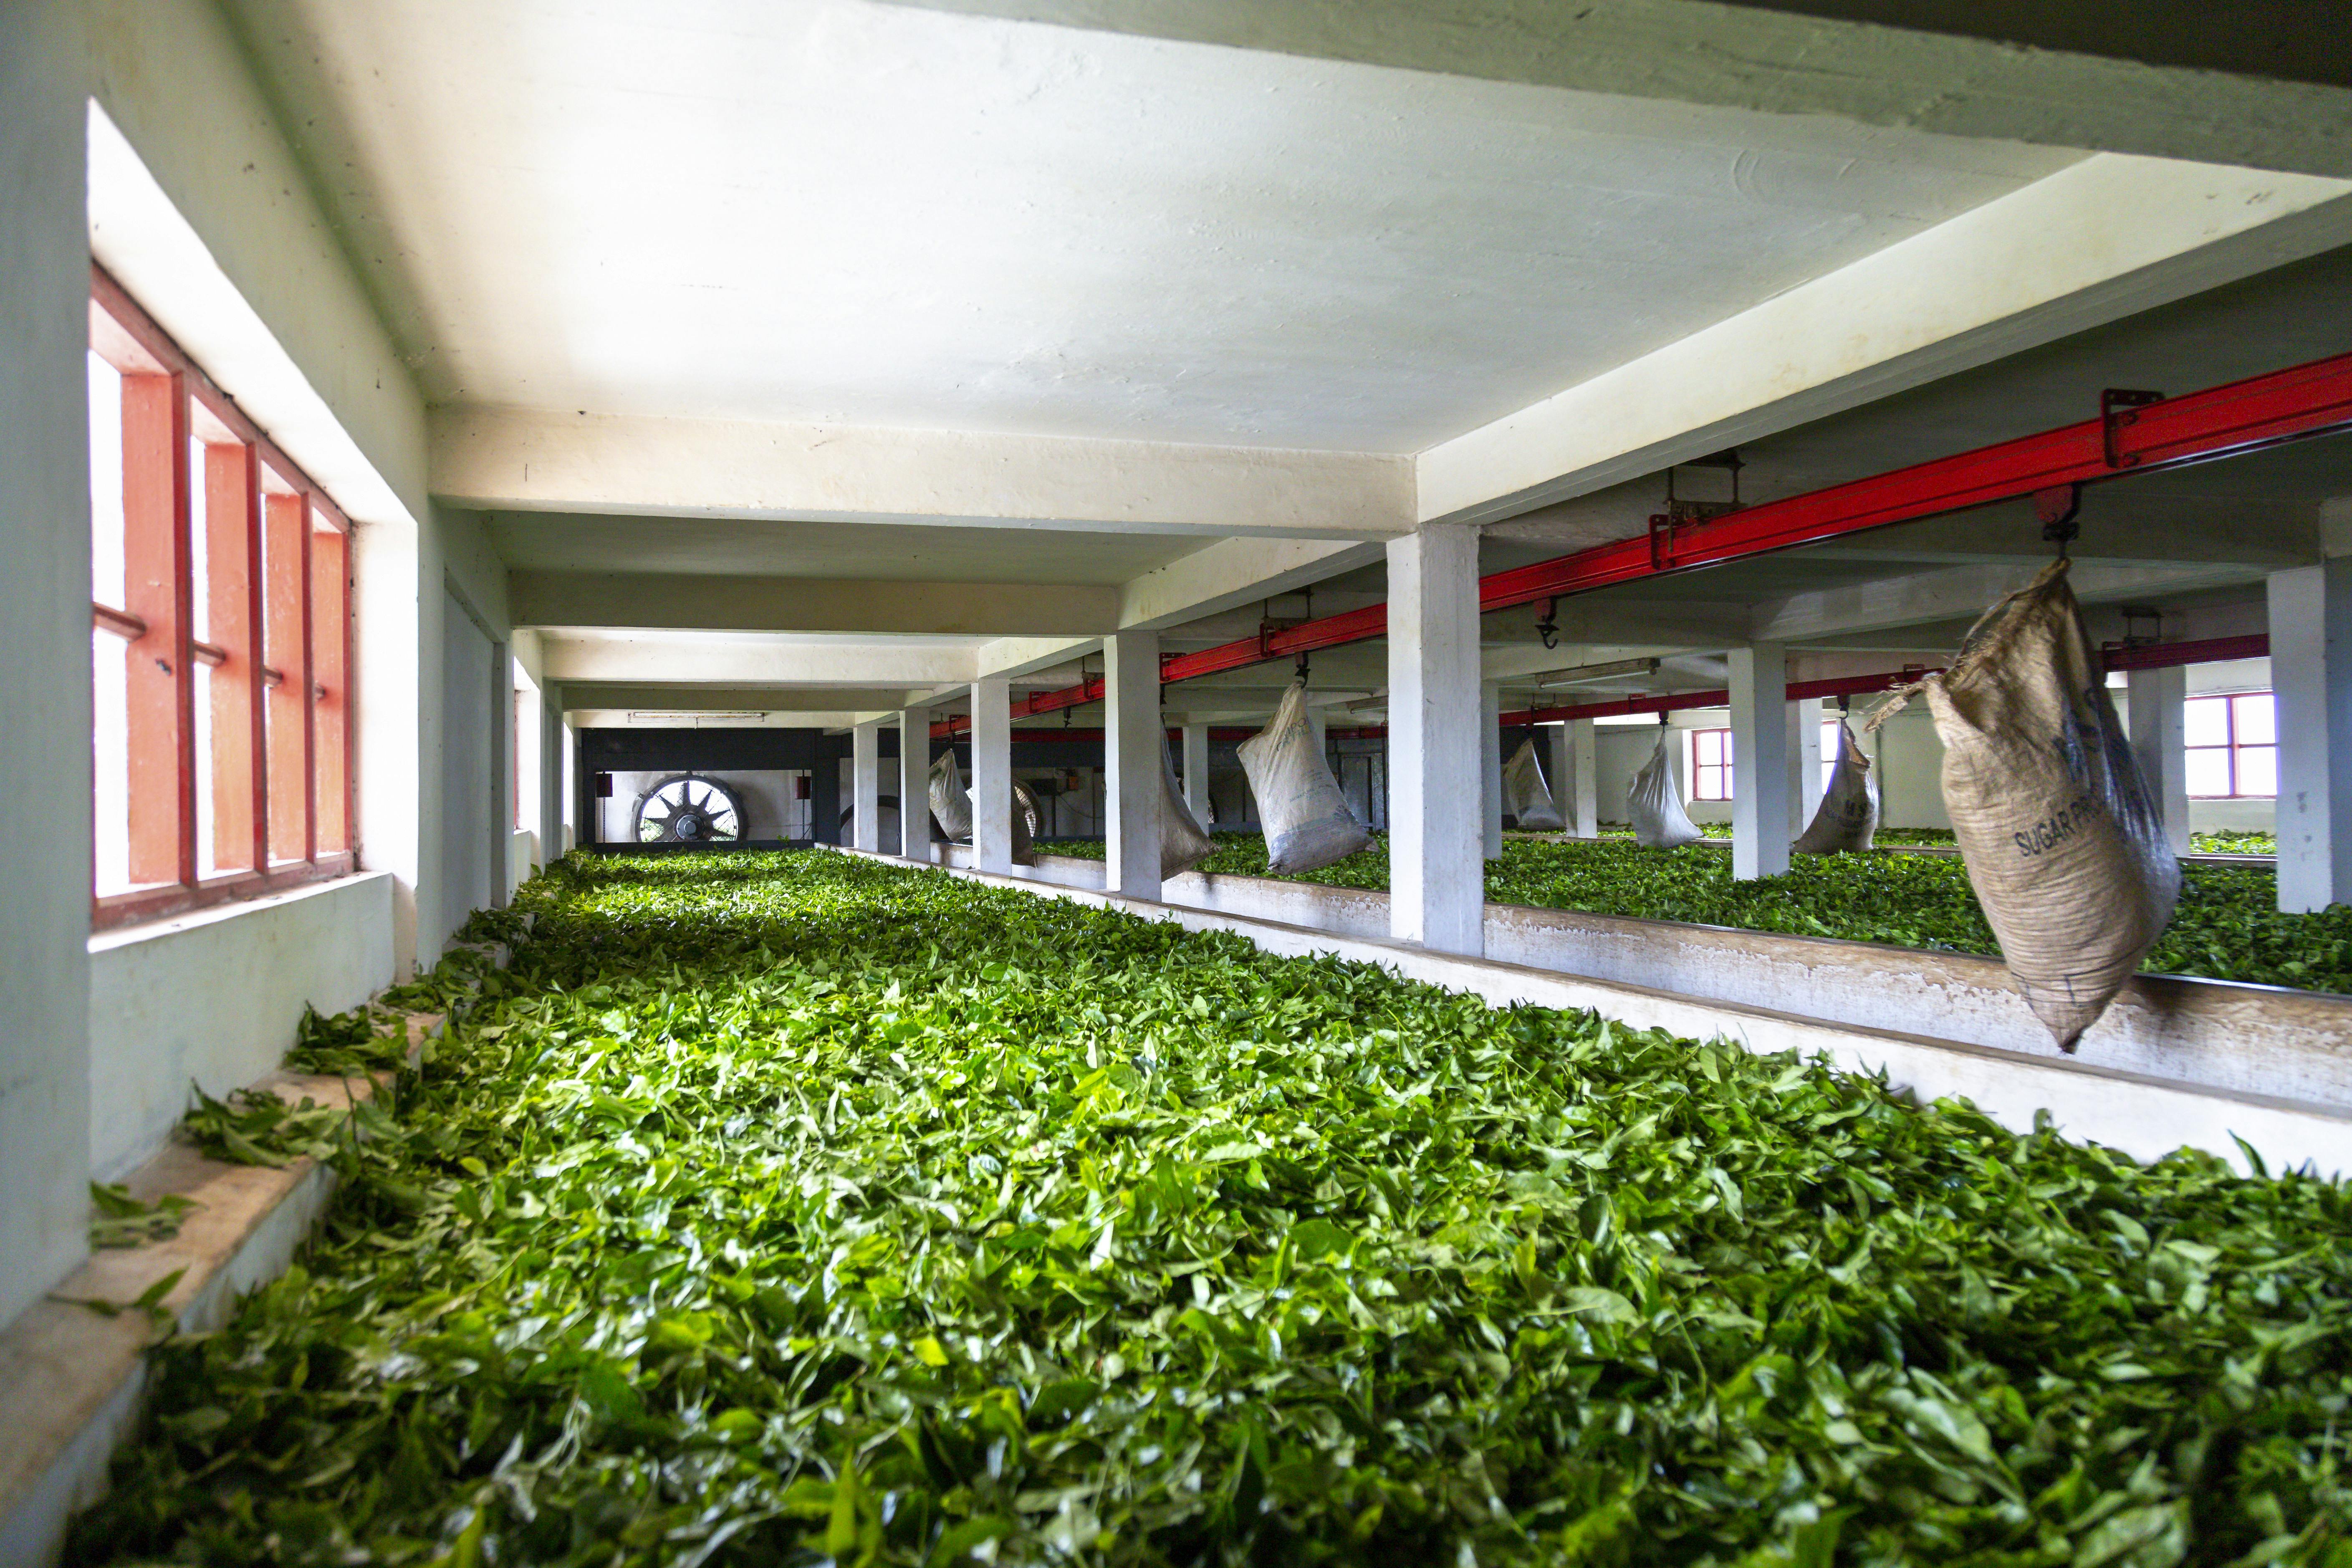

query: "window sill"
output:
90 861 379 949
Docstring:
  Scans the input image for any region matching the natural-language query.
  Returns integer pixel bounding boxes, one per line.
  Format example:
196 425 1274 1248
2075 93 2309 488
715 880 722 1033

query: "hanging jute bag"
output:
1158 742 1216 880
1792 718 1880 854
1629 728 1705 848
1502 737 1565 831
1869 559 2179 1050
1237 682 1374 874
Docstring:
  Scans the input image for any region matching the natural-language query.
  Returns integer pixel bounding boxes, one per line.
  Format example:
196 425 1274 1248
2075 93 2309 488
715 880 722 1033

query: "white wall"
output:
0 0 528 1329
0 0 97 1331
87 874 395 1182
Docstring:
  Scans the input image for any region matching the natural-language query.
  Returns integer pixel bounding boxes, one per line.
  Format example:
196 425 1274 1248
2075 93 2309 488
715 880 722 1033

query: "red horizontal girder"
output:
965 350 2349 725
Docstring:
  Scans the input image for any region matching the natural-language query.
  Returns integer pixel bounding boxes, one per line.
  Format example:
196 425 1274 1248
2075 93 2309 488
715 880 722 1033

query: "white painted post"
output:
898 707 932 863
2126 666 2190 858
1481 681 1504 858
970 676 1012 872
851 721 882 852
1182 722 1212 824
1546 722 1573 833
1568 718 1599 838
1388 528 1484 954
2268 561 2352 912
1730 643 1791 880
1791 697 1824 833
1104 632 1163 898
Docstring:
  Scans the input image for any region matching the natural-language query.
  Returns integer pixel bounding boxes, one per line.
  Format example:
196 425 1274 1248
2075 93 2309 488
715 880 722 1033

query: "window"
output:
1692 727 1732 800
2185 692 2276 798
88 266 355 929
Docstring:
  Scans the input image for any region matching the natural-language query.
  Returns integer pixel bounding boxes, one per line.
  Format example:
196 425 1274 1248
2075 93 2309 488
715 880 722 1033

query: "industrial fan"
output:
633 774 746 844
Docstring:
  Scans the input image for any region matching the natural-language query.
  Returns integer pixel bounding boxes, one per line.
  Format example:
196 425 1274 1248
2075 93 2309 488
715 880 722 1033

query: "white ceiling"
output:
230 0 2079 453
486 511 1205 583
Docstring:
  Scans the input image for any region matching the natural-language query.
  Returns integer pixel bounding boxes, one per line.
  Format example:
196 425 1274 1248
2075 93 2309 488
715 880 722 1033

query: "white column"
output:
898 707 932 862
2125 666 2190 858
1388 528 1485 954
851 720 883 853
2269 561 2352 912
970 676 1012 872
1546 722 1574 833
1182 722 1212 824
1567 719 1600 838
1729 643 1791 880
1104 632 1163 898
1481 682 1504 857
1790 697 1824 833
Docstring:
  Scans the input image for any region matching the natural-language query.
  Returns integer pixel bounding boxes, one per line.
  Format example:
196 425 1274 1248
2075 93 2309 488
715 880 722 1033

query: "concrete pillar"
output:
970 675 1013 872
851 720 883 853
1387 528 1485 954
897 707 932 863
1729 643 1792 880
1 0 96 1326
2126 666 2190 858
1791 697 1824 833
1546 722 1573 833
1104 632 1163 898
1182 722 1212 825
2269 561 2352 912
1566 719 1600 838
1481 682 1505 857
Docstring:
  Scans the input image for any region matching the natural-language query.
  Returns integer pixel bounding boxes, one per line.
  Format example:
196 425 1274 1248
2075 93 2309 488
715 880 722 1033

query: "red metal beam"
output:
2100 633 2269 672
993 351 2348 721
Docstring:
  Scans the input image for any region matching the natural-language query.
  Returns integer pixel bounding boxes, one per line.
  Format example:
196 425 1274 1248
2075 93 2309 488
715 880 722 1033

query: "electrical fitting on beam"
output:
1536 656 1662 690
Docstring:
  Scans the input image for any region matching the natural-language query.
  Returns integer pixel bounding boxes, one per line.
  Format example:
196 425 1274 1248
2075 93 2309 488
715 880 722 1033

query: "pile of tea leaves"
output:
73 852 2351 1566
1049 834 2350 993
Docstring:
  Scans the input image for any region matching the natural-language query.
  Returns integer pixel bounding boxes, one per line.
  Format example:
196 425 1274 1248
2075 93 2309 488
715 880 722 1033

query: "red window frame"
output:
89 265 357 931
1691 727 1732 801
2184 692 2276 799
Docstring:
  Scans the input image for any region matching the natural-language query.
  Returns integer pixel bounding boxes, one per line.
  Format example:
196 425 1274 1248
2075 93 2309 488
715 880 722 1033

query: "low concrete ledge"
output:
0 1017 436 1568
851 848 2350 1179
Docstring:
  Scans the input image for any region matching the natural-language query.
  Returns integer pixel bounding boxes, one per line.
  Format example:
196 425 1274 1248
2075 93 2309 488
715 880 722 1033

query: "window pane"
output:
121 373 182 889
2183 696 2230 748
198 437 257 877
1695 730 1723 765
89 353 125 607
263 476 310 863
311 518 349 853
93 624 134 896
2185 747 2233 798
2232 692 2276 747
2235 745 2277 798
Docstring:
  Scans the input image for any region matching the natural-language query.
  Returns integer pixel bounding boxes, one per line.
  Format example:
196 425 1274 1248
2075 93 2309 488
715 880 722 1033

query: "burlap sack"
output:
1159 742 1215 880
1871 559 2180 1050
1502 737 1565 830
1792 719 1880 854
928 751 973 839
1629 729 1705 848
932 752 1038 864
1238 682 1374 874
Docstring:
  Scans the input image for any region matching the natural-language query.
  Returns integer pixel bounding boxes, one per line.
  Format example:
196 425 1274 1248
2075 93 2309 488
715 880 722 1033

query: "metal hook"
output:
2035 483 2082 561
1535 598 1560 650
1295 651 1311 685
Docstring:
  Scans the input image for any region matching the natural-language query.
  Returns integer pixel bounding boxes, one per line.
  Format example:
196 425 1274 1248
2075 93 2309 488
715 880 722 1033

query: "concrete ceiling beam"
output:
1753 559 2264 643
510 569 1117 637
1117 538 1388 630
432 407 1413 538
1418 157 2352 526
558 682 926 710
540 636 985 687
879 0 2352 176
